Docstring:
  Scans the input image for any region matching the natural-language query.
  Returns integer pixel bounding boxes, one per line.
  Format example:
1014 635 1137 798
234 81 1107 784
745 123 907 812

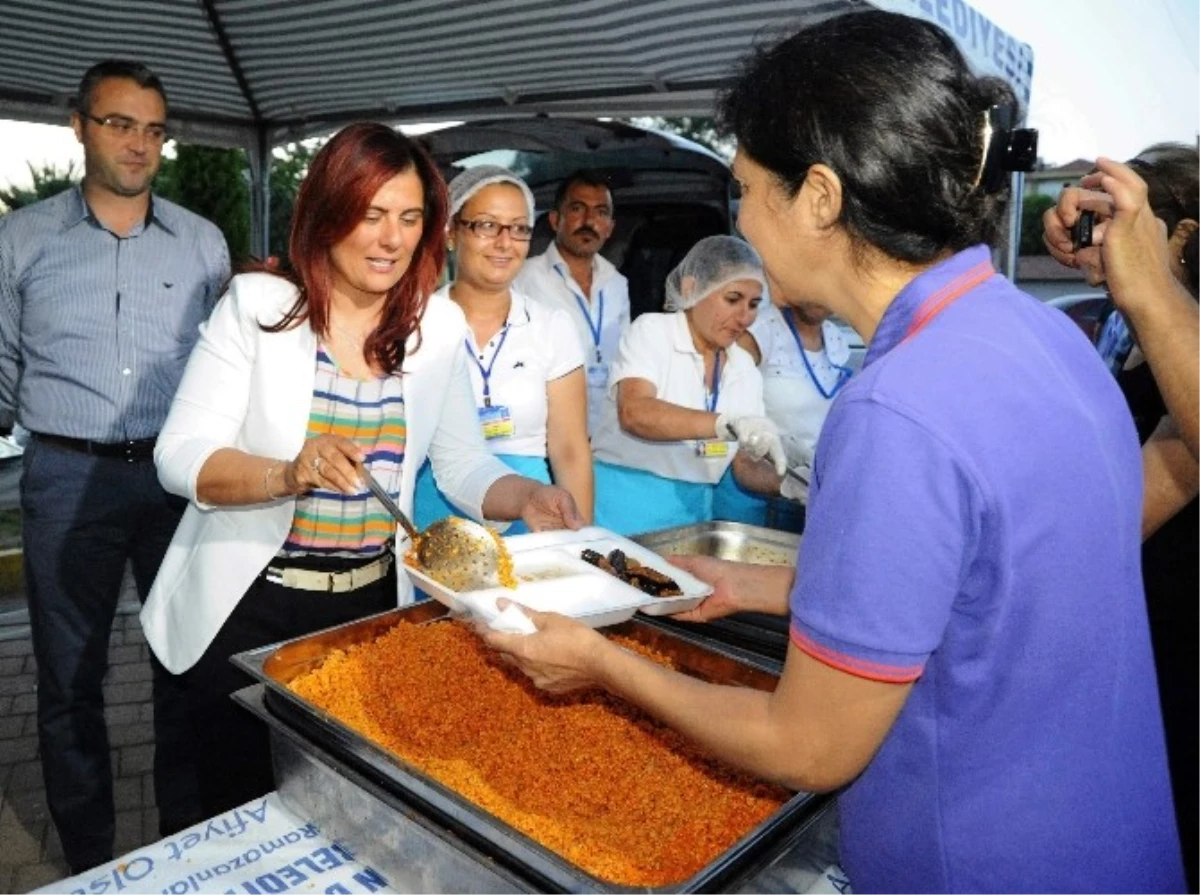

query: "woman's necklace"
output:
331 321 372 349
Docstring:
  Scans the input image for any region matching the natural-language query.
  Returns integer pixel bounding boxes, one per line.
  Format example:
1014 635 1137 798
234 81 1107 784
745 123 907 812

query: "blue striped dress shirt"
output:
0 185 230 440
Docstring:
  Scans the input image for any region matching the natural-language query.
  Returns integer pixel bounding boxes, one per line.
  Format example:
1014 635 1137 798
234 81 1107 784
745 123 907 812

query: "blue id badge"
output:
478 404 515 440
586 363 610 390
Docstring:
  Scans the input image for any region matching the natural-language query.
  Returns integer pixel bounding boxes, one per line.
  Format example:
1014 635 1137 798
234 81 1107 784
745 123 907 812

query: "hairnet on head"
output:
663 235 766 312
447 165 536 222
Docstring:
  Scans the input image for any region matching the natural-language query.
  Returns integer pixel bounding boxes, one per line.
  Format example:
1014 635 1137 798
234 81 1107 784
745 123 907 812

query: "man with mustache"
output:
517 170 630 434
0 60 229 873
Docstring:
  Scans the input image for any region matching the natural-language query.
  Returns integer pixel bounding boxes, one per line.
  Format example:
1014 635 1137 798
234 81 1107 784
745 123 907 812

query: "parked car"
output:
1047 292 1109 343
417 118 734 319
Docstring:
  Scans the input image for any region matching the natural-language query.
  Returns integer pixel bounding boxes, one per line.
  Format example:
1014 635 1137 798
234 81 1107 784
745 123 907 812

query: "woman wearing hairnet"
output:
481 10 1183 892
414 165 593 532
590 234 787 534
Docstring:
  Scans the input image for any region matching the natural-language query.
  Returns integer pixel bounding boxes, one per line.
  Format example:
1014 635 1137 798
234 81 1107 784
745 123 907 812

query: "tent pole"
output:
247 126 271 261
1003 170 1025 282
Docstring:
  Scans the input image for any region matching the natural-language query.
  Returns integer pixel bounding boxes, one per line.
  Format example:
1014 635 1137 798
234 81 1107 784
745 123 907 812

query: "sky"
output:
0 0 1196 190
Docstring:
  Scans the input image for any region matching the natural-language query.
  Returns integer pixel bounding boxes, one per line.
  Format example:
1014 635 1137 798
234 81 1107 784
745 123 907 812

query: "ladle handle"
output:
364 470 420 541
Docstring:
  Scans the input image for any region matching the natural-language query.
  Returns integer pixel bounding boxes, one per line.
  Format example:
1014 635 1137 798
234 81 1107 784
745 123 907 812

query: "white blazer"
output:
141 273 512 674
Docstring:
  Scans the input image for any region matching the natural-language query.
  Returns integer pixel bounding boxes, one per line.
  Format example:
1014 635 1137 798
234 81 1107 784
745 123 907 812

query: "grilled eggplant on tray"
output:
581 548 684 597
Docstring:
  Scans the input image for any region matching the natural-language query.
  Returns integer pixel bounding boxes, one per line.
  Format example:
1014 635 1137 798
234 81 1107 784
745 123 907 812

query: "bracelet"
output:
263 460 284 501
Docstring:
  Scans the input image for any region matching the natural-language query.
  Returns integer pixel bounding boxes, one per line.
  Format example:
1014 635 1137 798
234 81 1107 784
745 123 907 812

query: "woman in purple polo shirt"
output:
478 10 1184 893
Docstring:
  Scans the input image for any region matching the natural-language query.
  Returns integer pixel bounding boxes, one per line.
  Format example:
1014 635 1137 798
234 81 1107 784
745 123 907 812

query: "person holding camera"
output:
1043 145 1199 890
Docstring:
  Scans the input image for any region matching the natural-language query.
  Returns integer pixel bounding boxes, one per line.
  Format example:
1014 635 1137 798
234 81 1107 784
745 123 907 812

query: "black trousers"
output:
184 558 396 819
21 438 201 873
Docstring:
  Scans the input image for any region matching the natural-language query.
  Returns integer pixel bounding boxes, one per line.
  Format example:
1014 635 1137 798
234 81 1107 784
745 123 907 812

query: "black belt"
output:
33 433 157 462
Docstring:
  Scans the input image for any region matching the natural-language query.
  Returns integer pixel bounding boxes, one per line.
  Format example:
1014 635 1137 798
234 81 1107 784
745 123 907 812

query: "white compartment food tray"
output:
507 526 713 616
404 526 712 626
405 550 647 628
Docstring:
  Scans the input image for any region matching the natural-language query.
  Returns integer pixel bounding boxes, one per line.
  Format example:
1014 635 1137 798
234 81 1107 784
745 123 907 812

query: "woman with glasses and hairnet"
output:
414 165 594 533
590 234 787 535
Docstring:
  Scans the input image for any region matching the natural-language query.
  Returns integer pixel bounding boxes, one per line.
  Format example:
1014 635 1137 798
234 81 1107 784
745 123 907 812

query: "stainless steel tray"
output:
632 523 801 663
632 521 801 566
231 601 820 893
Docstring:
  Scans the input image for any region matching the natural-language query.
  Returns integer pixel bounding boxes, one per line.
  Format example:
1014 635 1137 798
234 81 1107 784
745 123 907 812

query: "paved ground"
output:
0 577 160 893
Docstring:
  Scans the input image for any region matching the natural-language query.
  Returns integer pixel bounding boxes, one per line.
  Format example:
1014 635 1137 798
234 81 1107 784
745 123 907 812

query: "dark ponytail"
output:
717 11 1024 264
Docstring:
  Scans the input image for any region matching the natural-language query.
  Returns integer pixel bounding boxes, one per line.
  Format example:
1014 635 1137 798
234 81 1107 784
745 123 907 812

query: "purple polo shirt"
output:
790 246 1184 893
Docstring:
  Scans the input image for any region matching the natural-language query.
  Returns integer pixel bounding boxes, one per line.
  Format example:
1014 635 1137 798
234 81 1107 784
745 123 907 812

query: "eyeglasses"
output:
81 113 169 144
456 218 534 241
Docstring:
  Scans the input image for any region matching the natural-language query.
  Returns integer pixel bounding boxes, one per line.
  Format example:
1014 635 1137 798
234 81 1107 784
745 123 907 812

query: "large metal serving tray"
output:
632 522 801 663
632 521 801 568
231 601 824 893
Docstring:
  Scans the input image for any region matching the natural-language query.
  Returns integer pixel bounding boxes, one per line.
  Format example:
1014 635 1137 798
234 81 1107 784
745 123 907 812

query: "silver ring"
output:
312 456 323 473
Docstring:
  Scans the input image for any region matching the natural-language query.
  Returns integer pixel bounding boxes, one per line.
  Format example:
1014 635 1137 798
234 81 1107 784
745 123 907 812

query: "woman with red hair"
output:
141 122 582 816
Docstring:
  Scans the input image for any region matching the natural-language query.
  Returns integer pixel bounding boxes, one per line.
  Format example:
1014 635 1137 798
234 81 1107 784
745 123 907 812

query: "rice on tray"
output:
287 620 787 887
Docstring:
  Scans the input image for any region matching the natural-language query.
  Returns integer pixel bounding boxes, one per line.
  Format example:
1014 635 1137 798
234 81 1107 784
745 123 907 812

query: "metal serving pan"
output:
631 522 801 663
231 601 821 893
632 521 801 567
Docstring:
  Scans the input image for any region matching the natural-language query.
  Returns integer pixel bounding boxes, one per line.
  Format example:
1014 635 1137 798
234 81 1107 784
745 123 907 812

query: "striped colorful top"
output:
280 345 405 558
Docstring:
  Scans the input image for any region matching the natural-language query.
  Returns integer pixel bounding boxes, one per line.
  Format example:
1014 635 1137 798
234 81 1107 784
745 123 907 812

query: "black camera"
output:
1071 210 1095 252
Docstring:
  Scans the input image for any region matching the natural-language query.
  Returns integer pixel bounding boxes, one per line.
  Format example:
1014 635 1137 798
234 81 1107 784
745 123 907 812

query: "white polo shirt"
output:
591 311 765 484
748 303 853 458
515 242 630 434
434 284 585 458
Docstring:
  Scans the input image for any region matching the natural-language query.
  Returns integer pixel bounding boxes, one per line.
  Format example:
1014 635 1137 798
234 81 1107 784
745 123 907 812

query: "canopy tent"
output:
0 0 1033 260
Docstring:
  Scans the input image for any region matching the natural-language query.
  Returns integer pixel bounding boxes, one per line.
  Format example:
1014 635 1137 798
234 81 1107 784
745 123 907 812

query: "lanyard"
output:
464 324 511 407
901 259 995 343
555 265 605 362
706 350 723 412
783 308 852 400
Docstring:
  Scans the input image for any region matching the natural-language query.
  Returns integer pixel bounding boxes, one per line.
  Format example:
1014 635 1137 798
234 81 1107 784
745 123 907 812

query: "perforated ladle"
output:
364 471 503 591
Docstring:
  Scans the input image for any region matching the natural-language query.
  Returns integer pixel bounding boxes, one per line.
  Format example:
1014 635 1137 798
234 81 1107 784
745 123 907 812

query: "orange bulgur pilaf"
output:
287 620 788 887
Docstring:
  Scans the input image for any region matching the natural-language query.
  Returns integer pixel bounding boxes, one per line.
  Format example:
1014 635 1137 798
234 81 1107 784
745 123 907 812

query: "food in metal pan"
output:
581 547 684 597
287 621 786 886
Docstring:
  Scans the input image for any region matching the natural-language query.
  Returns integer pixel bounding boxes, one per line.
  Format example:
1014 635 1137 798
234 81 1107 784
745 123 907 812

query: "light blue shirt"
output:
0 185 229 440
515 242 629 435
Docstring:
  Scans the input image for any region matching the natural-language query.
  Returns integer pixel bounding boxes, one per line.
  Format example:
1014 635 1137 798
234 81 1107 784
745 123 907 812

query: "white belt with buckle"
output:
264 553 393 593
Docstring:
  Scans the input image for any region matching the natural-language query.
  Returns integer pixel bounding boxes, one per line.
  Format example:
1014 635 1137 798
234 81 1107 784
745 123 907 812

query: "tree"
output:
1020 193 1056 255
156 145 251 263
627 116 734 161
1 140 314 268
0 161 80 213
267 140 322 260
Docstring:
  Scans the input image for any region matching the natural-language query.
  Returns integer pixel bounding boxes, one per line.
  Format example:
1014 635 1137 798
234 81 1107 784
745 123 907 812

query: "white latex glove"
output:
714 413 787 476
779 433 815 503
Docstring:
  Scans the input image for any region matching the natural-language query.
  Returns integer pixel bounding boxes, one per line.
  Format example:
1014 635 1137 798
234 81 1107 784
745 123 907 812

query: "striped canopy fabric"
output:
0 0 1030 149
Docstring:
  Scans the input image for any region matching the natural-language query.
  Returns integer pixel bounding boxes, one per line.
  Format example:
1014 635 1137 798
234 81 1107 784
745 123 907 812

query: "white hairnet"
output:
663 235 767 312
447 165 536 222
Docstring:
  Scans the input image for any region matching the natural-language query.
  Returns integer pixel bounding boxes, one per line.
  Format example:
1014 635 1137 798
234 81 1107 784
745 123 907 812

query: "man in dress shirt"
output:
0 60 229 873
516 170 630 434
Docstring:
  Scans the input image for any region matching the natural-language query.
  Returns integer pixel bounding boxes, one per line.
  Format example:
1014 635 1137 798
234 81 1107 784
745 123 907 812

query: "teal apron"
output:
711 465 771 527
413 454 550 536
593 460 713 537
